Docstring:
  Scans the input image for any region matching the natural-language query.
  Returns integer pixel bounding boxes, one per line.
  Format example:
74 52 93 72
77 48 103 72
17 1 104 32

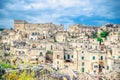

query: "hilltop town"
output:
0 20 120 80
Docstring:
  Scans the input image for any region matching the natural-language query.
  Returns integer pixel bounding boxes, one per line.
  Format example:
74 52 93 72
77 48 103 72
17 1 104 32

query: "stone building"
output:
0 20 120 77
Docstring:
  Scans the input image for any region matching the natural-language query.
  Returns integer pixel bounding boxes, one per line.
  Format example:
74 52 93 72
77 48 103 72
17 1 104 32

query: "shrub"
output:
46 50 52 54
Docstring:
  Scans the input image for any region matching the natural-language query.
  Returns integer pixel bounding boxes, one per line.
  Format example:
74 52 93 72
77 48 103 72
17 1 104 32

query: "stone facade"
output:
0 20 120 77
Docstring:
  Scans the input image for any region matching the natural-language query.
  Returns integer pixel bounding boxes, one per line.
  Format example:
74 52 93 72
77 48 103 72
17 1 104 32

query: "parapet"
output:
14 20 27 24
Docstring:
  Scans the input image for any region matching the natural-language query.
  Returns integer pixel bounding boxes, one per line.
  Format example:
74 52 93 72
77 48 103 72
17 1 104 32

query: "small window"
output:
113 56 115 58
93 56 95 60
32 32 34 36
57 61 59 64
68 55 70 59
57 55 60 59
40 52 43 56
94 65 98 68
118 56 120 59
51 45 53 50
101 56 103 60
31 38 33 40
35 32 37 35
81 56 84 60
71 55 73 58
82 62 84 66
40 46 42 48
82 68 84 72
82 51 84 53
64 55 66 59
107 66 109 70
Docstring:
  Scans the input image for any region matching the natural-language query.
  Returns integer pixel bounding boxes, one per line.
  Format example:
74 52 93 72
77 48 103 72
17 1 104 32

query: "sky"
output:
0 0 120 29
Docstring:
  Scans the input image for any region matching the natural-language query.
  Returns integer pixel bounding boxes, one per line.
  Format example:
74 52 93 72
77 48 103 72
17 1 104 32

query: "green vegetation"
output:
91 32 97 38
2 70 35 80
91 31 109 44
100 31 109 38
0 62 13 69
54 37 57 42
0 67 3 79
46 50 52 54
97 37 103 44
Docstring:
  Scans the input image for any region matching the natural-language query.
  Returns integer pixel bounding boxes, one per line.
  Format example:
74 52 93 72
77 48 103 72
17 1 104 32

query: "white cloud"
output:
4 0 115 19
0 0 119 28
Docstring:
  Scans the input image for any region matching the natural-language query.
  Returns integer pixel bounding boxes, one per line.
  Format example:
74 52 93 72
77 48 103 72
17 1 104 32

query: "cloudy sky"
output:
0 0 120 29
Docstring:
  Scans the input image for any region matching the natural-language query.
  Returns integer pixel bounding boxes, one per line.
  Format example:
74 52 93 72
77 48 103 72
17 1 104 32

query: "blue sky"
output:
0 0 120 29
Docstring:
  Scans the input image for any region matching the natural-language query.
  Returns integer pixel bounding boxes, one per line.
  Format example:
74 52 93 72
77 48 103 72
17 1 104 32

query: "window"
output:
57 61 59 64
32 32 34 36
107 66 109 70
64 55 66 59
40 52 43 56
113 56 115 59
40 46 42 48
81 46 82 48
118 56 120 59
68 55 70 59
82 68 84 72
101 56 103 60
82 62 84 66
95 46 97 49
94 65 98 68
51 45 53 50
93 56 95 60
71 55 73 58
57 55 60 59
82 51 84 53
81 56 84 60
35 32 37 35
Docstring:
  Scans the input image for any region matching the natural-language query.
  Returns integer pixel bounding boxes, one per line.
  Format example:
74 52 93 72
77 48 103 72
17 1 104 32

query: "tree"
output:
100 31 109 38
97 37 103 44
